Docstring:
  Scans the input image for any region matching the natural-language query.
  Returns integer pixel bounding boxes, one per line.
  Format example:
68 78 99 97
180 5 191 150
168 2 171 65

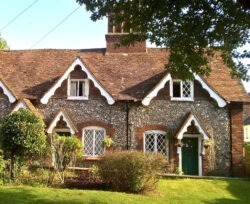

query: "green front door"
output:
182 137 199 175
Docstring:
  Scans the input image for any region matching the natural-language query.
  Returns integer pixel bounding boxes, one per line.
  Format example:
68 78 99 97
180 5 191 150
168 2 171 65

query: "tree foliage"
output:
77 0 250 80
0 37 9 50
0 109 46 179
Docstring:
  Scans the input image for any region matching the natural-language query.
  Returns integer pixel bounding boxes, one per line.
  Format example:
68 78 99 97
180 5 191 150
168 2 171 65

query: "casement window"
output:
244 126 250 142
67 78 89 100
143 130 169 160
170 80 194 101
82 126 105 156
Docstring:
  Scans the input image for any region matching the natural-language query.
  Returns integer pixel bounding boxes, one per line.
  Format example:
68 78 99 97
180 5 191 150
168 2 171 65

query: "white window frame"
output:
67 76 89 100
244 125 250 142
170 79 194 101
143 130 169 160
82 126 106 157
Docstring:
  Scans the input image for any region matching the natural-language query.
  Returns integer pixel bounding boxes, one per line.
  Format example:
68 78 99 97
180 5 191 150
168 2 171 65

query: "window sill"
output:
84 156 101 161
171 97 194 102
67 96 89 100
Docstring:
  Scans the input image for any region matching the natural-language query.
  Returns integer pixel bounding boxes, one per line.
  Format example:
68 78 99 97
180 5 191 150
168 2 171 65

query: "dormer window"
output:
171 80 194 101
67 78 89 100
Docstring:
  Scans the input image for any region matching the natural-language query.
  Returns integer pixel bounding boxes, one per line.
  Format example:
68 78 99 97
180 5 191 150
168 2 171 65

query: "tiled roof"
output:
0 48 249 102
203 52 250 102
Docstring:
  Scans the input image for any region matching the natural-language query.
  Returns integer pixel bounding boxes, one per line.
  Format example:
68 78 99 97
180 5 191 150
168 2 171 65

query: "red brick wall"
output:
106 34 146 53
230 102 246 176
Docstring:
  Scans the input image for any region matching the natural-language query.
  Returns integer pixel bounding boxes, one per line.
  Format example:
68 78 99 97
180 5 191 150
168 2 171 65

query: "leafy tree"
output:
0 37 9 50
49 134 82 183
0 109 46 180
77 0 250 81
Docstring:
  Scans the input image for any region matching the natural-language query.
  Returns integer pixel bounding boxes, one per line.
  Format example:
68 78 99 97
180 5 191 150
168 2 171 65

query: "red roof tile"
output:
0 48 248 102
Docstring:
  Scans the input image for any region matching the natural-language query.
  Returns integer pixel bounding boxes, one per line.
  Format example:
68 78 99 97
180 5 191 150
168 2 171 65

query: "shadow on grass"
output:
0 186 107 204
204 179 250 204
0 187 61 204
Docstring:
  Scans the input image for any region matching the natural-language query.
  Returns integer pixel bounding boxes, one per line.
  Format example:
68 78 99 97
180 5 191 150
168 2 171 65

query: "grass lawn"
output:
0 178 250 204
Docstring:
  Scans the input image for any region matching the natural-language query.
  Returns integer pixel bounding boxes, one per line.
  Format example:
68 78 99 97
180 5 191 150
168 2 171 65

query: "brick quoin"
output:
230 102 246 177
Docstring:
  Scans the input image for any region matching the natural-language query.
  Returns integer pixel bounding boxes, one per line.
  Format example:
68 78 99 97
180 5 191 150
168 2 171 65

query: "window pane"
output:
94 129 105 155
173 81 181 97
83 130 94 156
145 133 155 152
157 134 168 157
70 81 77 96
182 82 191 98
78 81 85 96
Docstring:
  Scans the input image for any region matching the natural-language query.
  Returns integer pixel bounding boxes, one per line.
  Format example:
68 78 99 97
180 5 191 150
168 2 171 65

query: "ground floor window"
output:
82 126 105 156
144 130 169 160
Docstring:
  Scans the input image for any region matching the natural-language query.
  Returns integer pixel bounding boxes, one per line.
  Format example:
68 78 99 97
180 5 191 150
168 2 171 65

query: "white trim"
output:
40 58 115 105
142 74 171 106
143 130 169 160
170 79 194 101
47 110 76 134
178 134 202 176
142 73 227 108
0 80 16 103
11 101 28 112
176 114 209 141
194 74 227 107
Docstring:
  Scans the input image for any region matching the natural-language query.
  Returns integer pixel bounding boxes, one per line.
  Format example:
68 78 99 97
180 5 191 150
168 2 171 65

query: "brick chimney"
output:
105 16 146 53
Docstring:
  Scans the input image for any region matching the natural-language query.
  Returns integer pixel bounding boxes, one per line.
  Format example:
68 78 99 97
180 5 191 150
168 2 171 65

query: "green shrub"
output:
244 143 250 176
0 109 46 180
0 150 6 184
98 151 165 193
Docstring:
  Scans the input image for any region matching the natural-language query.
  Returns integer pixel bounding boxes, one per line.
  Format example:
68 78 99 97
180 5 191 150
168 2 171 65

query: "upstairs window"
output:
68 78 89 100
171 80 193 101
82 127 105 156
144 130 169 160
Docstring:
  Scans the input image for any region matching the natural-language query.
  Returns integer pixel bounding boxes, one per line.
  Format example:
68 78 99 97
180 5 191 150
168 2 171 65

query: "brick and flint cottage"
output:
0 20 249 177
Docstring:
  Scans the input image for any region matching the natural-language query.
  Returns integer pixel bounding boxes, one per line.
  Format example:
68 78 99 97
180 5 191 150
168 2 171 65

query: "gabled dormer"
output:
40 58 115 105
142 73 227 107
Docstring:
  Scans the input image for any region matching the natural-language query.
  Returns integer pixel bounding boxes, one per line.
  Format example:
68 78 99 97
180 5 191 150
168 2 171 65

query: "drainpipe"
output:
126 102 130 150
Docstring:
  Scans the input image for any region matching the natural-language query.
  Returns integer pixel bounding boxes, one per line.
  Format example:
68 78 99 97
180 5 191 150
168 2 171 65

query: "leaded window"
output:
171 80 193 100
82 127 105 156
144 130 169 160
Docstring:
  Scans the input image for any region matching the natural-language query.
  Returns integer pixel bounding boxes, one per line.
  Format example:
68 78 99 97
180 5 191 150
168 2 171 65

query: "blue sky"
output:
0 0 249 92
0 0 107 49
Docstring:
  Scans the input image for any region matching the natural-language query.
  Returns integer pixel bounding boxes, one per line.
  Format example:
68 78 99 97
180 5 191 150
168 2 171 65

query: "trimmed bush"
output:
98 151 165 193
